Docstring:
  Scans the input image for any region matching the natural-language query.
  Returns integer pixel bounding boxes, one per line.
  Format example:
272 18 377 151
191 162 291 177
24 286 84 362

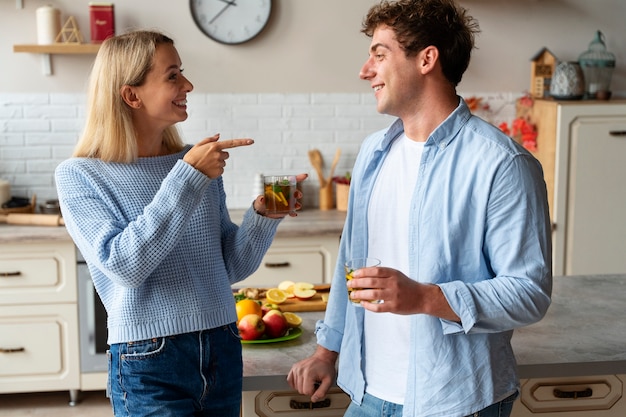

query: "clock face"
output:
190 0 272 45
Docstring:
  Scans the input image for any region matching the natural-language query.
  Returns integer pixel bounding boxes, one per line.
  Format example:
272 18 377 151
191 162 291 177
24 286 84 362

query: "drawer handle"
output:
0 347 25 353
553 387 593 399
609 130 626 137
290 398 331 409
264 262 291 268
0 271 22 277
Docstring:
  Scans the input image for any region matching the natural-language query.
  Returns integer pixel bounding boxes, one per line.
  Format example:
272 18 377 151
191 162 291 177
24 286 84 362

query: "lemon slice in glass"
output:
265 288 288 304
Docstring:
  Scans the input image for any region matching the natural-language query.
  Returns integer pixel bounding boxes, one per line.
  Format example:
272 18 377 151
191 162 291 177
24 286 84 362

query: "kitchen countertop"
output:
0 209 346 244
242 274 626 391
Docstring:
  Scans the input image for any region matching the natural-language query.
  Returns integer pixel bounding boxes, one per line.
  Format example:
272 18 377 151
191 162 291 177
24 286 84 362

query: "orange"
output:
236 299 262 322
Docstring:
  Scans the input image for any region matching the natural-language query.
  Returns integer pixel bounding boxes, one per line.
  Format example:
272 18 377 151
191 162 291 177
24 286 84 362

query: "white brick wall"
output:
0 92 517 210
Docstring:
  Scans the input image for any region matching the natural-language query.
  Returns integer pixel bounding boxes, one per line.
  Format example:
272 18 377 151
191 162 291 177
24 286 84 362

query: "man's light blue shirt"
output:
315 99 552 417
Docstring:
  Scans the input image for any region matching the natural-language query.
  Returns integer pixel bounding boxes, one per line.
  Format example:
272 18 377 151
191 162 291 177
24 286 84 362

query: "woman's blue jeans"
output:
344 391 517 417
108 323 242 417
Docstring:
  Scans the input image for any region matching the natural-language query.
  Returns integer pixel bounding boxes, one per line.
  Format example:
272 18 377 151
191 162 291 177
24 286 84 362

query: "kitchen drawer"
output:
237 236 339 288
0 303 80 393
242 388 350 417
512 374 626 416
0 242 76 305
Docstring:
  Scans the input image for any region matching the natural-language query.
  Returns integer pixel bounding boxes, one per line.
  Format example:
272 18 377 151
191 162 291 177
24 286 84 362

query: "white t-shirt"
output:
365 134 424 404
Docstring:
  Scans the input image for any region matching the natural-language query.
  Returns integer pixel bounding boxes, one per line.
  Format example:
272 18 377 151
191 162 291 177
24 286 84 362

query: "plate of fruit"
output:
235 298 304 344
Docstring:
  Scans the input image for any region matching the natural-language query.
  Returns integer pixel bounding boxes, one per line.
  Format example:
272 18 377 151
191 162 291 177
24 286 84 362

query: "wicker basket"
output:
0 194 36 215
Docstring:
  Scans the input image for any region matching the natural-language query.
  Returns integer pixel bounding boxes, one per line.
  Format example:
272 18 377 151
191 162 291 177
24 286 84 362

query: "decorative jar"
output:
578 31 616 100
550 61 585 100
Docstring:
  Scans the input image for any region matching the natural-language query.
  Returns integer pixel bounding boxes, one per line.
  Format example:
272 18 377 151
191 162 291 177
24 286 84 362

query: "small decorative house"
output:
530 48 558 98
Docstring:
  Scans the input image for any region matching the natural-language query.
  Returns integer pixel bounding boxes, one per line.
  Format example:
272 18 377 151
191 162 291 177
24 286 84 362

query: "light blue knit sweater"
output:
55 145 281 344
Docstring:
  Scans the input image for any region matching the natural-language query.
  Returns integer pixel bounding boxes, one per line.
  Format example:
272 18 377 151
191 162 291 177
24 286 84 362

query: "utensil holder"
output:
319 183 334 210
335 183 349 211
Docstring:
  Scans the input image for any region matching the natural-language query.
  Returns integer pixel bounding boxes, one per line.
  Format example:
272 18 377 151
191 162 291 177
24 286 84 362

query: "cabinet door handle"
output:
264 262 291 268
609 130 626 137
0 347 26 353
290 398 331 409
0 271 22 277
553 387 593 399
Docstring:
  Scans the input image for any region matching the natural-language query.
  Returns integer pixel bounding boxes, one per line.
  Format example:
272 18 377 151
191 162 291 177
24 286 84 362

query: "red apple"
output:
261 303 279 316
262 309 289 338
237 313 266 340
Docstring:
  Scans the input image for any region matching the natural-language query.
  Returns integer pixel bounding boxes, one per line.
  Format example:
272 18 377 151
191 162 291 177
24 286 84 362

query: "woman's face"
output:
132 43 194 131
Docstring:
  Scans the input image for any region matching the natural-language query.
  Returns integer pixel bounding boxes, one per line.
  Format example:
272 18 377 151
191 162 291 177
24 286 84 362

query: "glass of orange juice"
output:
344 257 381 306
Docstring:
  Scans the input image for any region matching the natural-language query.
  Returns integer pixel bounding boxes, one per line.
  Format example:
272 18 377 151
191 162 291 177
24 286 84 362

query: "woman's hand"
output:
253 173 308 218
184 133 253 179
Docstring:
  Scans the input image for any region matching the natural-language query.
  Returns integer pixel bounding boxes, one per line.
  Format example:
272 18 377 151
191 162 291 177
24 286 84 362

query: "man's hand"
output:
349 266 460 321
287 346 338 402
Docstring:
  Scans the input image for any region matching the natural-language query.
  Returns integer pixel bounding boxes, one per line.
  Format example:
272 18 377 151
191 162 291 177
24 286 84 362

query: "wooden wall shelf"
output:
13 43 100 54
13 43 100 75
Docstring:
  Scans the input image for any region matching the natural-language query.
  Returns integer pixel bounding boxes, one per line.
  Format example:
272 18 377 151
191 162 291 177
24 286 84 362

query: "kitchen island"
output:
242 274 626 390
4 217 626 415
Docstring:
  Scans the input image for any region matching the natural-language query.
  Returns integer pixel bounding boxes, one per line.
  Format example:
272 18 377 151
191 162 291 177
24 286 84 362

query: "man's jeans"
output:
108 323 242 417
344 391 517 417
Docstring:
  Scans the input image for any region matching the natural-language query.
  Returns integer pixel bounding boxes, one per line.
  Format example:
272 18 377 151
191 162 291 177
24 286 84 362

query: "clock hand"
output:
209 0 237 24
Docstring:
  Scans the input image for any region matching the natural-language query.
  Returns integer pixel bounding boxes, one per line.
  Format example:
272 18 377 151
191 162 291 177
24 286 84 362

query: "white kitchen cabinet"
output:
235 235 340 288
0 241 80 404
512 374 626 416
527 100 626 276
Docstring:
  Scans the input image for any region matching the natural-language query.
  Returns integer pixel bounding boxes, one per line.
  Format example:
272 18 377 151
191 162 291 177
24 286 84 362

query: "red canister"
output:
89 2 115 43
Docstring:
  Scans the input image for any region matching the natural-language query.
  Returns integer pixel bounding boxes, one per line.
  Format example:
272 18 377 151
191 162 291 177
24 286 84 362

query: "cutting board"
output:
271 292 328 312
262 284 330 312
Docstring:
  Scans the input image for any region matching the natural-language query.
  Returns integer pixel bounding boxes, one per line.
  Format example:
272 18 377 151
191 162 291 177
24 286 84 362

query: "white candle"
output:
36 5 61 44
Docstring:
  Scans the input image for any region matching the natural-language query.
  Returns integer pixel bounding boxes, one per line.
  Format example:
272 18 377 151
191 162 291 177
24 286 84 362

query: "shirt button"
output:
439 142 446 150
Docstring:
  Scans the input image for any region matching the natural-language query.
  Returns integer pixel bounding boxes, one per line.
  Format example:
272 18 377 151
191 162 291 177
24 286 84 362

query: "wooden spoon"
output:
328 149 341 184
308 149 326 187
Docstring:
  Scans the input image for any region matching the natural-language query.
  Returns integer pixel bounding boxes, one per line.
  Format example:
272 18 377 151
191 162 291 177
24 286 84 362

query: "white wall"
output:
1 0 624 209
1 0 625 94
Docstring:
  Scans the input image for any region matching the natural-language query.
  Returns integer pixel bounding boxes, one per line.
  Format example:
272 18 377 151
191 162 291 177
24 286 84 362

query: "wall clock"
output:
190 0 272 45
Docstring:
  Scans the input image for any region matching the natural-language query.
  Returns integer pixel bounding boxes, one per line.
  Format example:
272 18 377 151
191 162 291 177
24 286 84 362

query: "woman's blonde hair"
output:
74 30 185 162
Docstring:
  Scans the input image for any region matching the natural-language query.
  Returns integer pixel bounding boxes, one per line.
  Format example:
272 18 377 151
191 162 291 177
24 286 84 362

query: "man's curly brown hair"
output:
362 0 480 86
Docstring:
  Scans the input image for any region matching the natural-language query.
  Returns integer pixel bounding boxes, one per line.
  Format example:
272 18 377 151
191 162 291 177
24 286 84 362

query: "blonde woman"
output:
56 30 303 416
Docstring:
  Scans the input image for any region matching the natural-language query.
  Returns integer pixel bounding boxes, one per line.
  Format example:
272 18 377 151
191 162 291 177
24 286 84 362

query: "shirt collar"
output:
381 97 472 150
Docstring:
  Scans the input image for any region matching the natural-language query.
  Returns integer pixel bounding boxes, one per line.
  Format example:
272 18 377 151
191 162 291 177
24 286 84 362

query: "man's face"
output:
359 25 424 119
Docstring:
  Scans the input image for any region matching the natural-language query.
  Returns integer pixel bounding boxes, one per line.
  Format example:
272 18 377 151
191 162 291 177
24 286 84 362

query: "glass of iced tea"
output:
344 257 381 306
264 175 297 214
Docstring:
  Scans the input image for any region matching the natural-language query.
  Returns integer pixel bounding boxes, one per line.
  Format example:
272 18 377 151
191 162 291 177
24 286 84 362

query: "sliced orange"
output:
283 312 303 328
265 288 288 304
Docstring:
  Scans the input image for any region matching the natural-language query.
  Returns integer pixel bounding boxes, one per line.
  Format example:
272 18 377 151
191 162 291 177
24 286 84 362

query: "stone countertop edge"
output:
242 275 626 391
0 209 347 244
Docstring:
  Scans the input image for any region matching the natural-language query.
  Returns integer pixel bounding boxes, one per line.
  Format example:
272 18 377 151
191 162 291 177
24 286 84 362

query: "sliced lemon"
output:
265 288 288 304
283 312 303 328
278 280 296 298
